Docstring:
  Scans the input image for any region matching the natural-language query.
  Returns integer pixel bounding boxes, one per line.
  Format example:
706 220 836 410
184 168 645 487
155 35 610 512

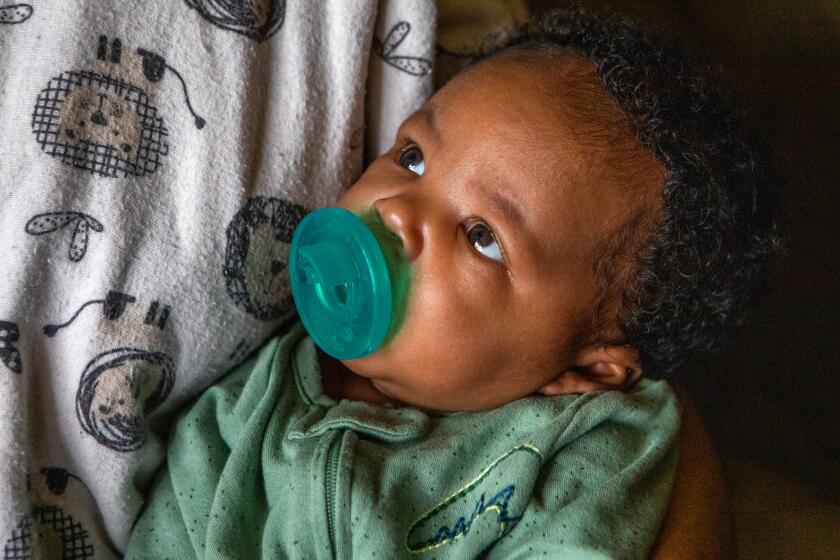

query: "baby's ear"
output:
538 345 642 396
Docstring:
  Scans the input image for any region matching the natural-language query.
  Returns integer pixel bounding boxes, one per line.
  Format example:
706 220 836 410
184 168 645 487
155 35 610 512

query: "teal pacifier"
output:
290 207 396 360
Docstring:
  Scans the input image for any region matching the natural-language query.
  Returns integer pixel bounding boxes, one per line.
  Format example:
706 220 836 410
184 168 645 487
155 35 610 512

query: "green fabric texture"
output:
125 321 679 559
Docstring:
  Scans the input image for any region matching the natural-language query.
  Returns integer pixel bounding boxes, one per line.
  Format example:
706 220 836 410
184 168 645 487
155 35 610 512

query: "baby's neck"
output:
317 349 399 406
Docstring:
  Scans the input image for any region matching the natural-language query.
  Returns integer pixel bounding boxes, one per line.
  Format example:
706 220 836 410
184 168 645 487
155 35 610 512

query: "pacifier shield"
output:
290 208 392 359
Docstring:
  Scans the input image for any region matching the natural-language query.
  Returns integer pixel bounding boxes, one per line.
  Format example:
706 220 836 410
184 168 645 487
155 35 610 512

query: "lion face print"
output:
75 348 175 452
32 35 170 178
3 467 97 559
243 220 292 308
185 0 286 42
224 196 308 321
58 87 144 158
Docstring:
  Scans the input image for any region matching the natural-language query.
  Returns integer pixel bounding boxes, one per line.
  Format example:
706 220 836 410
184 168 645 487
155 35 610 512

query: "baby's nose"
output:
372 196 423 262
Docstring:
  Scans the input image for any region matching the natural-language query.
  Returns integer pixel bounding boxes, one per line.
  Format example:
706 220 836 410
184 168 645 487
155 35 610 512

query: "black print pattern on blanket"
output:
75 348 175 452
25 211 104 263
0 321 22 374
185 0 286 42
136 47 206 128
350 127 364 151
3 506 94 559
43 290 136 338
373 22 433 76
3 468 96 559
224 196 308 320
39 467 93 498
228 338 252 363
143 300 171 330
0 3 32 24
30 34 206 177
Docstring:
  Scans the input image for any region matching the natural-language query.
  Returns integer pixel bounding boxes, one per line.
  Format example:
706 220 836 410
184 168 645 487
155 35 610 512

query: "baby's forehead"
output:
439 51 664 197
486 51 639 148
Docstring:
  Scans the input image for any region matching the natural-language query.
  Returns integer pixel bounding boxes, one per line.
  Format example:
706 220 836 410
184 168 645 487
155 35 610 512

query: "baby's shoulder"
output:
444 379 680 462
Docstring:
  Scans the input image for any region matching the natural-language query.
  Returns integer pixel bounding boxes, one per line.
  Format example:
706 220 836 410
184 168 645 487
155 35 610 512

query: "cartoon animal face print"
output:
1 467 97 560
75 348 175 452
185 0 286 42
244 221 291 303
224 196 308 320
4 505 95 560
32 36 169 178
58 87 143 158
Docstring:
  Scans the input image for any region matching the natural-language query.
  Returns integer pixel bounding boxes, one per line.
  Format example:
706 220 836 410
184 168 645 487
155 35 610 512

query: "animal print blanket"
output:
0 1 435 555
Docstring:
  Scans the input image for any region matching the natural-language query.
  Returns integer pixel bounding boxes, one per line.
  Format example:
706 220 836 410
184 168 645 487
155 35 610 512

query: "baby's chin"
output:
334 346 374 378
340 356 417 406
367 378 408 405
367 378 452 412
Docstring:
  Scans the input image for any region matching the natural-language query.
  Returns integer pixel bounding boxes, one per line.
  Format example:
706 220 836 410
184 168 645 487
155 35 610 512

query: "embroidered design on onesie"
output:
184 0 286 42
0 3 32 24
0 321 22 374
25 211 104 263
224 196 308 320
405 444 542 556
75 347 175 452
373 22 433 77
3 468 96 559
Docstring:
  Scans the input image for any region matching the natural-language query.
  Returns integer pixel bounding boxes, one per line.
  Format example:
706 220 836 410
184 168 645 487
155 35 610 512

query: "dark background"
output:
528 0 840 491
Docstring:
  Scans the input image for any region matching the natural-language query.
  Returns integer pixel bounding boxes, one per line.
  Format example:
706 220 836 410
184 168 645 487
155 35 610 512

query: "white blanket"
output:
0 0 435 555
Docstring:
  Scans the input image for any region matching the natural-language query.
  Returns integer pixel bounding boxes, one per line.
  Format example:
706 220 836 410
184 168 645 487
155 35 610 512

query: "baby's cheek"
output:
405 303 496 367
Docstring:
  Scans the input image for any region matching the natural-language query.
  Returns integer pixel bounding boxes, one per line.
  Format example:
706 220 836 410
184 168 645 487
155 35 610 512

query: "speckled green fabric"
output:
125 321 679 560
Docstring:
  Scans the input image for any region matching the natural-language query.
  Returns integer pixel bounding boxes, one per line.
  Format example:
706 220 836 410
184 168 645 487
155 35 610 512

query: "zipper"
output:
325 433 342 558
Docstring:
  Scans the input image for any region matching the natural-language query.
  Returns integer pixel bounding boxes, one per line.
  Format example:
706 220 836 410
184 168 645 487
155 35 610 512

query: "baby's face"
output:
338 54 661 411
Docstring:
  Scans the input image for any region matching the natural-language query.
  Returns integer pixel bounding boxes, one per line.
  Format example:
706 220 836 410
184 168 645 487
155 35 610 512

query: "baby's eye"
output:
398 143 425 176
466 222 504 263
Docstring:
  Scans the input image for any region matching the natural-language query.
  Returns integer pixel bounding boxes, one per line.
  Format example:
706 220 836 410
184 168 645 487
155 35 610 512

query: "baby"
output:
126 9 777 560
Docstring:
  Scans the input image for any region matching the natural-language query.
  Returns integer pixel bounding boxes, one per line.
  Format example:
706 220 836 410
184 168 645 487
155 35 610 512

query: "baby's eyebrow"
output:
485 190 524 231
480 187 540 262
415 105 441 144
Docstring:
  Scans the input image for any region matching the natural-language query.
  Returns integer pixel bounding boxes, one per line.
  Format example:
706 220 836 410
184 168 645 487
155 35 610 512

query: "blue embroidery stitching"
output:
429 485 520 548
405 443 542 555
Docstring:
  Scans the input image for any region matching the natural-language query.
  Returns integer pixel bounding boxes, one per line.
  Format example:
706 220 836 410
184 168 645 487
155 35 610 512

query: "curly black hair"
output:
474 9 782 377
